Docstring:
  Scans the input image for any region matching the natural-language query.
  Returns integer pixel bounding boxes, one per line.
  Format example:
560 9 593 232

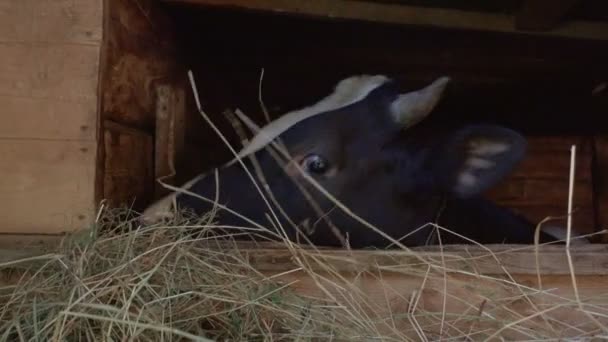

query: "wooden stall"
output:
2 0 608 338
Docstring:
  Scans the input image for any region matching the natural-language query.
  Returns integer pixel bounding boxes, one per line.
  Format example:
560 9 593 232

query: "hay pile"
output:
0 209 354 341
2 208 608 341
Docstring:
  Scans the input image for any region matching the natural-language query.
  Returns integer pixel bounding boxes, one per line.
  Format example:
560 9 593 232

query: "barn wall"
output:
99 0 186 211
0 1 103 234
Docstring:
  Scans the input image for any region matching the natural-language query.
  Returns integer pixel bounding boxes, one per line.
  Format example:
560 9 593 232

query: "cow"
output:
142 74 587 248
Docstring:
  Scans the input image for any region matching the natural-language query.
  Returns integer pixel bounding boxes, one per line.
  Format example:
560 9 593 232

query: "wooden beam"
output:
4 237 608 276
238 244 608 276
516 0 581 31
154 83 186 198
163 0 608 41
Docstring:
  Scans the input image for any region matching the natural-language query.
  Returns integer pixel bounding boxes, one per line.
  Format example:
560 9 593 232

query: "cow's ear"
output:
389 77 450 129
433 125 526 198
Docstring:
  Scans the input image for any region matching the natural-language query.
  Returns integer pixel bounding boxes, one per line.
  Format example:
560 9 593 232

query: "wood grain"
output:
0 96 96 140
0 139 97 234
0 43 100 101
103 121 154 210
101 0 180 129
0 1 102 234
593 136 608 242
238 244 608 276
0 0 102 44
154 83 186 198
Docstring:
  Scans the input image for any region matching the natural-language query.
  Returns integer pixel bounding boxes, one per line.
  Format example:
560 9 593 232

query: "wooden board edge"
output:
2 234 608 276
154 82 186 199
203 243 608 276
163 0 608 41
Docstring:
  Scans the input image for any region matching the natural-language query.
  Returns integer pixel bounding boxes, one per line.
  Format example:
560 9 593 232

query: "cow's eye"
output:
302 154 330 174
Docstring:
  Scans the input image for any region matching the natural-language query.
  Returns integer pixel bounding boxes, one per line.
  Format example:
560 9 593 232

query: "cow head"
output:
143 75 568 247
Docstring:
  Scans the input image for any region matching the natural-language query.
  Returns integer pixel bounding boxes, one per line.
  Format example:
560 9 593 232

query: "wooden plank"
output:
266 270 608 339
103 121 154 211
239 244 608 276
99 0 184 210
164 0 608 41
0 235 65 263
2 237 607 338
510 136 593 182
0 96 96 140
154 84 186 198
4 237 608 276
0 139 97 234
516 0 581 31
0 2 102 234
502 205 595 233
509 148 592 180
594 136 608 242
0 0 103 44
489 179 593 206
0 43 100 101
101 0 180 128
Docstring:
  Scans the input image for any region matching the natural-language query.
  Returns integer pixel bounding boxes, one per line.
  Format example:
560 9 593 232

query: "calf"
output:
143 74 583 248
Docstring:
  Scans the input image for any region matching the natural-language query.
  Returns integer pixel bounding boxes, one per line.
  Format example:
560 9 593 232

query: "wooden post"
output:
154 83 186 198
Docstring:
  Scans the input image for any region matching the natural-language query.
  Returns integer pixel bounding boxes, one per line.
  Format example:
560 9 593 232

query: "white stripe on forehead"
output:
225 74 390 166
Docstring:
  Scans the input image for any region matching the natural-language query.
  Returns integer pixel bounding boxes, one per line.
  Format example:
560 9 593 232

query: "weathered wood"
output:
0 0 102 44
154 83 186 198
101 0 180 129
3 238 608 276
0 235 65 263
0 1 102 234
593 136 608 242
103 121 154 210
490 179 593 206
483 136 596 232
0 96 96 140
99 0 184 210
266 270 608 339
0 43 100 101
239 244 608 276
164 0 608 41
0 140 97 234
2 236 607 338
516 0 581 31
502 205 595 232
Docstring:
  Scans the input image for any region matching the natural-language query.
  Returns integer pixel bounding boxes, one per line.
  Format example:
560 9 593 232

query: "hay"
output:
2 207 608 341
